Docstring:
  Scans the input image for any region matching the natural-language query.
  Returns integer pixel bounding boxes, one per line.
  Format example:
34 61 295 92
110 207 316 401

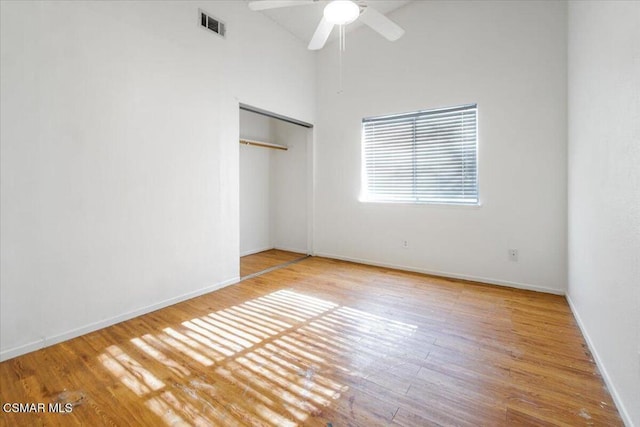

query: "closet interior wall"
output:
239 109 308 256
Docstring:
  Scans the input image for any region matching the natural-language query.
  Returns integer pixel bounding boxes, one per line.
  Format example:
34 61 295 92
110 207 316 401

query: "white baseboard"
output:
0 276 239 362
240 246 309 257
566 295 634 427
0 338 45 363
274 245 308 255
313 252 565 295
240 246 273 257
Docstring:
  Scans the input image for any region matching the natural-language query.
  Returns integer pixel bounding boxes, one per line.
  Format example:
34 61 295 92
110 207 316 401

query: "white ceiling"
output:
247 0 413 48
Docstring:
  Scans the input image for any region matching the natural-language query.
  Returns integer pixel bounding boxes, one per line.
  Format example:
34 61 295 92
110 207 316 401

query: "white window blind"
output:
362 104 478 205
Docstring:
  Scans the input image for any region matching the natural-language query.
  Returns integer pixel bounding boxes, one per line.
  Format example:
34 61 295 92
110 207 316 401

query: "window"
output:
361 104 478 205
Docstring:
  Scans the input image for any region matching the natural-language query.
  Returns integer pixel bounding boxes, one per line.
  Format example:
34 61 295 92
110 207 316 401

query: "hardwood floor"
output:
240 249 307 278
0 257 622 426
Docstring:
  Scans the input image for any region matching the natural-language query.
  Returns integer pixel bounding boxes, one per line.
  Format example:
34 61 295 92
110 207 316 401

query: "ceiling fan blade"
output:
359 6 405 41
248 0 315 11
308 17 334 50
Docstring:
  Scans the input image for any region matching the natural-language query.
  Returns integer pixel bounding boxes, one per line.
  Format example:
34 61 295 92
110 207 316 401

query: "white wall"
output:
314 0 568 293
239 111 309 256
0 0 315 360
239 110 274 255
567 1 640 425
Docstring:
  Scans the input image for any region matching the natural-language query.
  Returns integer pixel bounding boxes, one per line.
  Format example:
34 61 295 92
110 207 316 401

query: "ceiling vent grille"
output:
200 10 225 37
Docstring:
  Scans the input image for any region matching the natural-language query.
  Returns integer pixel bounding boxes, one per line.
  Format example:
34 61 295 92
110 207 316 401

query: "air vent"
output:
199 10 225 37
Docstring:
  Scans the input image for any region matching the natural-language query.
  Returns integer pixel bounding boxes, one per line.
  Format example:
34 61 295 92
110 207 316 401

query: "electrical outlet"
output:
402 240 409 249
508 249 519 262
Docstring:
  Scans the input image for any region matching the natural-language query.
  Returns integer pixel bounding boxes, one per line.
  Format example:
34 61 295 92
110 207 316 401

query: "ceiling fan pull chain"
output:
338 24 344 94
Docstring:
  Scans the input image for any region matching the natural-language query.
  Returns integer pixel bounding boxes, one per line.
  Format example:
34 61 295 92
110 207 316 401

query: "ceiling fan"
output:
248 0 405 50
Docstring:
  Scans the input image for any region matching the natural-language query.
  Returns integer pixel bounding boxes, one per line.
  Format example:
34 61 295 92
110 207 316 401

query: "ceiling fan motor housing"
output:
323 0 361 25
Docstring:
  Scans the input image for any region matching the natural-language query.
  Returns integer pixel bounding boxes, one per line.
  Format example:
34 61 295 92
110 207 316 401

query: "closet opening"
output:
239 104 313 279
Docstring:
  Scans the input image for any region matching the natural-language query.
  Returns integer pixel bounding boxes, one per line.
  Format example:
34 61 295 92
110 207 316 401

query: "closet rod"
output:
239 139 288 151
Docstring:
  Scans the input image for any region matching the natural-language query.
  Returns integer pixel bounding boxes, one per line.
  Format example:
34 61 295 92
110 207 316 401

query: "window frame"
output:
360 103 480 206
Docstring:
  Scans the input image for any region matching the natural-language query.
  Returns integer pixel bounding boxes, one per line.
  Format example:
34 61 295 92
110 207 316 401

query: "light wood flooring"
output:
0 256 622 426
240 249 307 278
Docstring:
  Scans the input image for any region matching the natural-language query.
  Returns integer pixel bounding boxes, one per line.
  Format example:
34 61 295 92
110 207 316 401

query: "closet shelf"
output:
239 139 288 151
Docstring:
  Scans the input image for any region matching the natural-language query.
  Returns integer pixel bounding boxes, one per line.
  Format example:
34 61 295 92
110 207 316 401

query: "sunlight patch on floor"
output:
97 289 417 425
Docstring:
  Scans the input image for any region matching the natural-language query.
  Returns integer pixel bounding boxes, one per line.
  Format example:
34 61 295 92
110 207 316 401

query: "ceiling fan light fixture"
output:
323 0 360 25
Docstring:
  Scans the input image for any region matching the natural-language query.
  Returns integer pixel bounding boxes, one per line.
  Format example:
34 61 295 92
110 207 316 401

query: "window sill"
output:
358 199 483 209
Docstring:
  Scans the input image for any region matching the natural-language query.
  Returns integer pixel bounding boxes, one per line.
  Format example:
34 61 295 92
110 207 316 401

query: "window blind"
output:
362 104 478 205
